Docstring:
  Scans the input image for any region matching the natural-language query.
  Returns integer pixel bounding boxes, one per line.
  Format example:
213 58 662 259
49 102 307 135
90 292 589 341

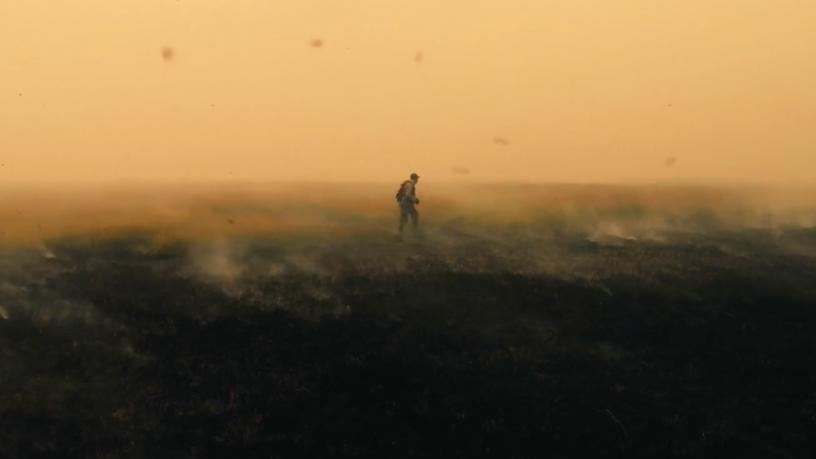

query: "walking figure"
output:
395 173 420 233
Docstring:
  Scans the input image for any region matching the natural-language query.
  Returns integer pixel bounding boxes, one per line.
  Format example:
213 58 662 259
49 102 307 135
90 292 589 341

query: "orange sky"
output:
2 0 815 186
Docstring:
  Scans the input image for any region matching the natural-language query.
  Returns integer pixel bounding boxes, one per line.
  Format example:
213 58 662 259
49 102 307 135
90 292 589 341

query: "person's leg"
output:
399 207 409 233
410 208 419 230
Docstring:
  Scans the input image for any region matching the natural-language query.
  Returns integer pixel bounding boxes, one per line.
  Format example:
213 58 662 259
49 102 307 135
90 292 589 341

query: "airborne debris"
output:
415 52 423 63
161 47 175 62
310 39 324 48
666 157 677 167
493 137 510 146
451 167 470 175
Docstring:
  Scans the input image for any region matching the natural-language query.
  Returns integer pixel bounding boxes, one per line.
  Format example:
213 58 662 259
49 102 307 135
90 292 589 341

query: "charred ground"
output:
1 218 816 458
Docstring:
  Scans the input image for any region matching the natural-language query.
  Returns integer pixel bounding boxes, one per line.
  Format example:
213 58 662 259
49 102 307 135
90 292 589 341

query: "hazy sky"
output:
2 0 815 185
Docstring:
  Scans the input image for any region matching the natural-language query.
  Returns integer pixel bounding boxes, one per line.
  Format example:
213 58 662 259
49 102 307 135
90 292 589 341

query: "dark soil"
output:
1 225 815 458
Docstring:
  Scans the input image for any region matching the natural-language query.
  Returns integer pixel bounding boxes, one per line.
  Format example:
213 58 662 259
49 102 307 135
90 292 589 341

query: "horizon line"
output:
1 177 810 191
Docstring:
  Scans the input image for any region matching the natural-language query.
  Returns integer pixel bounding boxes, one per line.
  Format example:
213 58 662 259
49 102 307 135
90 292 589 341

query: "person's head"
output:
410 173 420 184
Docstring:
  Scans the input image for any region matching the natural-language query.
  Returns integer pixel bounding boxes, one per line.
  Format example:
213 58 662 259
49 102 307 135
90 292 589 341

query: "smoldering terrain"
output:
1 183 816 458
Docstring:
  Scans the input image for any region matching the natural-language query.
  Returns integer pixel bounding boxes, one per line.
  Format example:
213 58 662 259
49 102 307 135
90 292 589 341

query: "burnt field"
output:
1 188 816 458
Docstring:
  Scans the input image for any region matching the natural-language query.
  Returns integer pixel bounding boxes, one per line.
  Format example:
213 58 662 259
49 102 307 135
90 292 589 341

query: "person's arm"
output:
405 183 419 203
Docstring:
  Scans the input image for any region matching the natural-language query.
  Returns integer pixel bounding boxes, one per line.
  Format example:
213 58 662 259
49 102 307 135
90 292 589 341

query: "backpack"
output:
395 180 412 202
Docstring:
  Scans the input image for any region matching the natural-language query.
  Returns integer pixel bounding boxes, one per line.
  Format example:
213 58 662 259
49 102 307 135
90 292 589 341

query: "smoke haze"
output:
2 0 815 186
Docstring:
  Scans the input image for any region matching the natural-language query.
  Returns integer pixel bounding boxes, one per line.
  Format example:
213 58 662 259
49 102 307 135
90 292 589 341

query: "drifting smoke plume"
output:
0 182 815 322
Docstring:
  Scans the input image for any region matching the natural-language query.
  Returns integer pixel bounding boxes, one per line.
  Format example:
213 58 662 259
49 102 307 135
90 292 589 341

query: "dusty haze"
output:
2 0 815 186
